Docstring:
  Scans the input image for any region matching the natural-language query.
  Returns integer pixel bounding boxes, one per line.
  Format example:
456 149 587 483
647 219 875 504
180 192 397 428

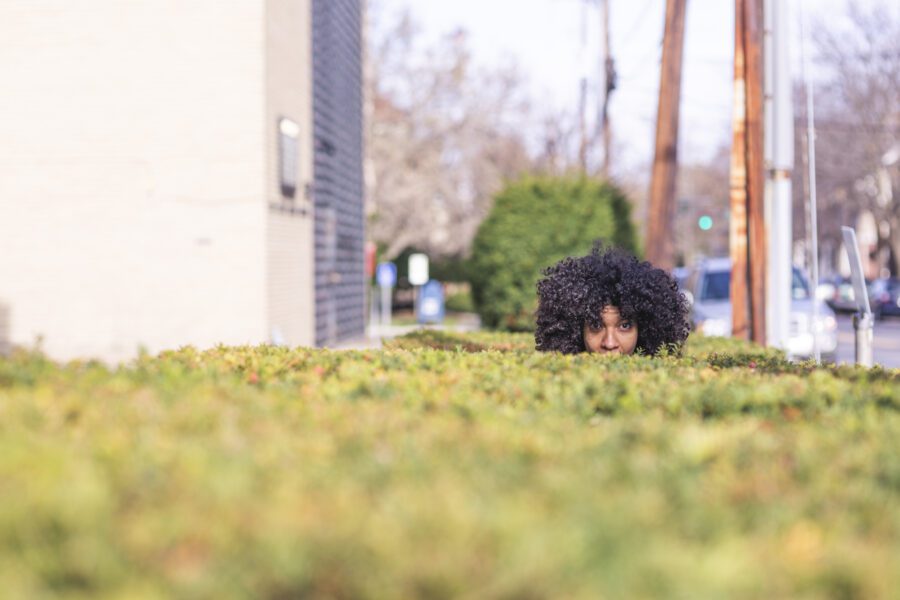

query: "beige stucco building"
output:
0 0 336 362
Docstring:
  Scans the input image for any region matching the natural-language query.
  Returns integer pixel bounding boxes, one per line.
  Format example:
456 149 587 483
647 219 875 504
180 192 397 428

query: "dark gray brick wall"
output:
312 0 365 346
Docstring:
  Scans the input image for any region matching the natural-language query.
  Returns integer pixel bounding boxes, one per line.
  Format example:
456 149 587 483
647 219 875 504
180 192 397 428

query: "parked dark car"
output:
870 277 900 319
821 276 859 313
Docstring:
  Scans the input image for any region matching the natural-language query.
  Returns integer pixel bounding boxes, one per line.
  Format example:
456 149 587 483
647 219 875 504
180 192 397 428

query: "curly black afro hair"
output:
535 244 691 355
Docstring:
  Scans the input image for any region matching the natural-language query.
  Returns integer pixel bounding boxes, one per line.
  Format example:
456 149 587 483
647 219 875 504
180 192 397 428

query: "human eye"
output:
619 321 633 331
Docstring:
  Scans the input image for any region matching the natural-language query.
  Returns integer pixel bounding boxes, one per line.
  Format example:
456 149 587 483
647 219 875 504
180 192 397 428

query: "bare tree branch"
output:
365 5 536 260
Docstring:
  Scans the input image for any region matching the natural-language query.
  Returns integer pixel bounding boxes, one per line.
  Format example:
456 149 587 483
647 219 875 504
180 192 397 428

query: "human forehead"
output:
599 306 625 322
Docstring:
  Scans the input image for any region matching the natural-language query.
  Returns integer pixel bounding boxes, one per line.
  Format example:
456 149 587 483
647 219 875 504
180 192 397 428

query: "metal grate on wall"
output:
312 0 365 346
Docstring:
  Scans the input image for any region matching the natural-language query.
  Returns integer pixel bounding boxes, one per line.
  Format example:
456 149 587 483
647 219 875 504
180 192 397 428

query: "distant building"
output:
0 0 364 361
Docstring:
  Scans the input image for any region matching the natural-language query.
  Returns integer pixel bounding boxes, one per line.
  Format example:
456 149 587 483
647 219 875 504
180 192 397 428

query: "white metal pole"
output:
800 0 821 362
764 0 793 354
380 285 391 329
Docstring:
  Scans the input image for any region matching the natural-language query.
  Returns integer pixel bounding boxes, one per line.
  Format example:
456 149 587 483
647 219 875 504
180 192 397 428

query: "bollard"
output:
852 311 874 368
842 227 874 368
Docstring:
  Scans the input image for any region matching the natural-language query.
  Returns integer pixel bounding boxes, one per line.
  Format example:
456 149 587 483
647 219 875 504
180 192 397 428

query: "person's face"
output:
583 306 638 355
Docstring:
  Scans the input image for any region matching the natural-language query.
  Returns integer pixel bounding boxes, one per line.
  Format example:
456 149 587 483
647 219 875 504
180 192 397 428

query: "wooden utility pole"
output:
746 0 766 345
578 0 615 178
646 0 687 272
730 0 750 340
599 0 614 179
577 2 589 172
730 0 766 343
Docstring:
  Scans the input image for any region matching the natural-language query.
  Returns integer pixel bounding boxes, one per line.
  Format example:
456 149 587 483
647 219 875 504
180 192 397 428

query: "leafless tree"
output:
365 4 534 260
796 1 900 275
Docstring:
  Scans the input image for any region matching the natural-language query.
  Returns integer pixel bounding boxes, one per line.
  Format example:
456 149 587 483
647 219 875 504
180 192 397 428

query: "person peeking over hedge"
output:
535 244 691 356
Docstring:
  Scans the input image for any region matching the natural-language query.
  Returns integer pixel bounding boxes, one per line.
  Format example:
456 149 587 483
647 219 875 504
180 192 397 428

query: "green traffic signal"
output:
698 215 713 231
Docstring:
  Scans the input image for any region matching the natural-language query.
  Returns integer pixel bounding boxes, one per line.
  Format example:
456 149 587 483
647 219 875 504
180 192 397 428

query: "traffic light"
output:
698 215 713 231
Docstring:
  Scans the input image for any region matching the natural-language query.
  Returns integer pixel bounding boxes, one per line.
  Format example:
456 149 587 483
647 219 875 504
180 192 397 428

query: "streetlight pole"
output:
799 0 821 361
763 0 793 355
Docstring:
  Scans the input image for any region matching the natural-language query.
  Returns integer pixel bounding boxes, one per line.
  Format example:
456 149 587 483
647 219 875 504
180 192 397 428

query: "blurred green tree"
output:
469 175 637 331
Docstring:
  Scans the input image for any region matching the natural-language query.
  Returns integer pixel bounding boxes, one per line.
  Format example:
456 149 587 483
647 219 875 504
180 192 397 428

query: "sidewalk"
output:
328 312 481 350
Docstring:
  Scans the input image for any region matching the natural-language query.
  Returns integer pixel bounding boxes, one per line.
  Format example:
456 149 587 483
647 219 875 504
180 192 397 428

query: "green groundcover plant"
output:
0 334 898 599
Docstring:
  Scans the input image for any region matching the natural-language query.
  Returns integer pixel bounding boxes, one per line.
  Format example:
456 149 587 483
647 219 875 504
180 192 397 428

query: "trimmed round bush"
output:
469 175 638 330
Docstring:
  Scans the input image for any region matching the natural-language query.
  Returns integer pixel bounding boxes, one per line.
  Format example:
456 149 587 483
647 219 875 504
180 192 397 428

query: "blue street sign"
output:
417 279 445 324
376 262 397 288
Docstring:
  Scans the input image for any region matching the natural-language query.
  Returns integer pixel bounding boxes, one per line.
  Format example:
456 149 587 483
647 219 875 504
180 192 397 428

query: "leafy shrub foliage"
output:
444 288 475 313
469 175 638 331
1 338 899 598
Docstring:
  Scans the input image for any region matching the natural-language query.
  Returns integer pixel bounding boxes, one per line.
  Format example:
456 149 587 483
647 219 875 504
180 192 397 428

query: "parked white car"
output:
683 258 838 362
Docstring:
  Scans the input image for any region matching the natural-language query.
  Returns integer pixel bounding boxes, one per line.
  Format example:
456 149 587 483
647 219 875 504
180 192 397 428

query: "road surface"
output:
835 313 900 369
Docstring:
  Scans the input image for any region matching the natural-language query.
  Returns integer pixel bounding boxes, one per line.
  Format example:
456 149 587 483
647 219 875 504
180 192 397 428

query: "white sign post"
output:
376 262 397 330
408 254 429 320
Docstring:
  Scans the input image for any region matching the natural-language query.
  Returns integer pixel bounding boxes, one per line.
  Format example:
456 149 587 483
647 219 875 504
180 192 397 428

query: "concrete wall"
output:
265 0 316 347
0 0 268 361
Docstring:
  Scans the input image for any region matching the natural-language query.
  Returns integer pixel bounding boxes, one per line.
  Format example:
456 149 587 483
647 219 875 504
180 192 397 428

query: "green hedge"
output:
468 175 638 331
1 340 899 598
